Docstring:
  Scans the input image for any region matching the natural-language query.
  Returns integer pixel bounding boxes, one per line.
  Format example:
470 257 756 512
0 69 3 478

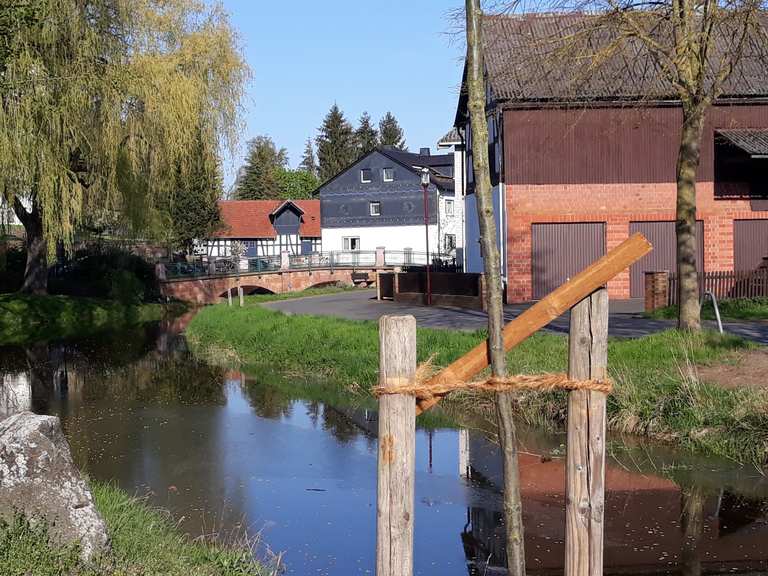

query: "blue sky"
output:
220 0 465 187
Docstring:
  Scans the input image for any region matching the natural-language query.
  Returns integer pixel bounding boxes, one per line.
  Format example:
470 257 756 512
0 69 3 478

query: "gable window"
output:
369 201 381 216
382 167 394 182
445 199 454 217
360 168 372 183
343 236 360 251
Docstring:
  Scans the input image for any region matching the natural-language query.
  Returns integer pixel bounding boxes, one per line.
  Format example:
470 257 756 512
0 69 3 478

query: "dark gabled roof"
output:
437 128 462 147
270 200 304 217
717 129 768 156
379 147 454 169
475 13 768 107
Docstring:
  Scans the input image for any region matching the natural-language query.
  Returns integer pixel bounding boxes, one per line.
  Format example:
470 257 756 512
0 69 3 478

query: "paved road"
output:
265 289 768 343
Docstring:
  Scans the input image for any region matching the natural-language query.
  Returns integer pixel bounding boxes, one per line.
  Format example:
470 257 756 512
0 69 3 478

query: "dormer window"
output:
360 168 372 183
369 201 381 216
382 167 394 182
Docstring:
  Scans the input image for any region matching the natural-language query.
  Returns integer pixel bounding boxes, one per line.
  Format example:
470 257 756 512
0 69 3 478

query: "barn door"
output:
531 223 606 300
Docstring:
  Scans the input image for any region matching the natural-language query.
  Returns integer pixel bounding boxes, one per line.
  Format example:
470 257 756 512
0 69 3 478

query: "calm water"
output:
1 321 767 575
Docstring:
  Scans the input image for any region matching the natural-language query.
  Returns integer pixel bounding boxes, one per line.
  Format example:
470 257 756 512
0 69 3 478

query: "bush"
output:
0 245 26 293
50 246 160 302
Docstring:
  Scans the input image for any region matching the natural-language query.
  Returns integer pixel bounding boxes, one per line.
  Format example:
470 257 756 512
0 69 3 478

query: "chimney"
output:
419 147 431 156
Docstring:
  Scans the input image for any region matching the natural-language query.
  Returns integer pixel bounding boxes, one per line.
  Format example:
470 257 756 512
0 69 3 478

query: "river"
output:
1 320 766 575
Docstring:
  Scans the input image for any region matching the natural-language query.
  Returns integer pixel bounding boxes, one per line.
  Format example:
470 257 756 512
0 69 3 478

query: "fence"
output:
379 271 485 310
288 250 377 270
667 269 768 305
164 256 281 279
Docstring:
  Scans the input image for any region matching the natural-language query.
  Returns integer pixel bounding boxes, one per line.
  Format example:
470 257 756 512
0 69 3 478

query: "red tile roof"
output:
215 200 321 239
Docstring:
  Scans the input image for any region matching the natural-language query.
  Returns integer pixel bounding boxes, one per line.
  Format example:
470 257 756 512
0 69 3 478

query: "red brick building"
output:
455 14 768 303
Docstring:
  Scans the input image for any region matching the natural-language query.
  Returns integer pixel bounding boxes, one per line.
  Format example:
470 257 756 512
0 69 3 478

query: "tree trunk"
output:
676 105 705 331
680 485 705 576
465 1 525 574
13 198 48 295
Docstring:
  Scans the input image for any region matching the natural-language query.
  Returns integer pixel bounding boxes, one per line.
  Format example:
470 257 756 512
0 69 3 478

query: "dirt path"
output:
699 348 768 389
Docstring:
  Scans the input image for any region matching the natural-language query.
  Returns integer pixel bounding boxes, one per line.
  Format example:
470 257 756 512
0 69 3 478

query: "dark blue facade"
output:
319 150 452 229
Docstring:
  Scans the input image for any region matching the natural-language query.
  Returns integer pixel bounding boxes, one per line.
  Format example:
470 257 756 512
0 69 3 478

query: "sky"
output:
219 0 466 189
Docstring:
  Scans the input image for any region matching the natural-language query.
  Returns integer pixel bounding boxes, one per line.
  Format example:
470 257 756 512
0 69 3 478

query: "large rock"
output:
0 412 109 560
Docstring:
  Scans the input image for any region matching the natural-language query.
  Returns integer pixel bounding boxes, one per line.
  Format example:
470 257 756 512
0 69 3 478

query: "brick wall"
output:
506 181 768 302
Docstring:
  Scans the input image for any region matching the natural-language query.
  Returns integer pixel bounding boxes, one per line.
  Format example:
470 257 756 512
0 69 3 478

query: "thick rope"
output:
373 361 612 402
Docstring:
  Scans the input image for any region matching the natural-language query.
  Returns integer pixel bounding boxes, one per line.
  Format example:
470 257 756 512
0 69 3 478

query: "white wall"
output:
438 193 463 255
464 184 506 279
322 224 440 254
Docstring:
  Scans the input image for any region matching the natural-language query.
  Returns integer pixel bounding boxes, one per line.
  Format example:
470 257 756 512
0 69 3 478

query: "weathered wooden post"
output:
227 287 232 307
566 288 609 576
238 285 244 307
376 315 416 576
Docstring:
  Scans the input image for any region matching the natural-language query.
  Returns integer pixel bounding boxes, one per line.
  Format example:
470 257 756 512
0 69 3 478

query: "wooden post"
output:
238 285 244 307
376 315 416 576
566 288 608 576
227 287 232 306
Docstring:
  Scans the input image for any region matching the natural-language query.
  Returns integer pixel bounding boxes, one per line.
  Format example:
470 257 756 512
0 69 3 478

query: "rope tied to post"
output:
372 360 613 403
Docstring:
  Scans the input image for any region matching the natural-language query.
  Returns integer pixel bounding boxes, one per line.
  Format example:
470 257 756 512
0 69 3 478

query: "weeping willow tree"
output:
0 0 246 293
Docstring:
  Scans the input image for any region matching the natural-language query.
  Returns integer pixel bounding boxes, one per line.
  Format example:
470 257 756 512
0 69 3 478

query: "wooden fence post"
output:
227 287 232 307
377 315 416 576
566 288 609 576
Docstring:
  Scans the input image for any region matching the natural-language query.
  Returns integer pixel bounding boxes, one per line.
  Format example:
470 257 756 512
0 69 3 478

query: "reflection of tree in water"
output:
240 377 294 420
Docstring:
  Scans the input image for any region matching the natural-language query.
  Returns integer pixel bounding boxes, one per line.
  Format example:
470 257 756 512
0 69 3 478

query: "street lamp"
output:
421 167 432 306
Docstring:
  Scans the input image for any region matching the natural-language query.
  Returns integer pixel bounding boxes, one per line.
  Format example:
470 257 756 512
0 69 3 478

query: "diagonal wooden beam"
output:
416 232 652 414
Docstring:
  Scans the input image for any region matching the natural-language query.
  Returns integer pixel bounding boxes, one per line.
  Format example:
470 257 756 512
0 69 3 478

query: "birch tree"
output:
465 1 526 573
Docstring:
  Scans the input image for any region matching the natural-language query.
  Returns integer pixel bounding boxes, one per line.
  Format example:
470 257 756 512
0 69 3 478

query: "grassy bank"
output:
647 297 768 321
0 294 183 346
0 483 275 576
187 298 768 464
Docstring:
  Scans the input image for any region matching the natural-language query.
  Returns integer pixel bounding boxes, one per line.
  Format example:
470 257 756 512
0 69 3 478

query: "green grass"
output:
0 483 276 576
646 297 768 321
0 294 183 346
187 301 768 463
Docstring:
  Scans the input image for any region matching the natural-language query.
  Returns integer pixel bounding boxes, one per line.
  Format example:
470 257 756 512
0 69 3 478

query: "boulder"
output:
0 412 109 560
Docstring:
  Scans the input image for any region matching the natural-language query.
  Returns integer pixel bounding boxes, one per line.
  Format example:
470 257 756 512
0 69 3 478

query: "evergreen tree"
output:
316 104 356 182
354 111 379 156
234 136 288 200
164 132 223 253
298 137 318 178
378 112 407 150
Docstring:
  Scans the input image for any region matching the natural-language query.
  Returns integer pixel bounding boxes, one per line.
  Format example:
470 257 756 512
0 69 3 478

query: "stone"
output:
0 412 109 560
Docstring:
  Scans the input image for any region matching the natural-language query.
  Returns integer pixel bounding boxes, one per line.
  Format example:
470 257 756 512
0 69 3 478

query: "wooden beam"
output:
376 315 416 576
565 289 608 576
416 232 651 413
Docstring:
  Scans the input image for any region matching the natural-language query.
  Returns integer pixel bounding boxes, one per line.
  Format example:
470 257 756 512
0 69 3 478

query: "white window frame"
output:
360 168 372 183
445 199 454 217
382 167 394 182
369 201 381 216
343 236 361 251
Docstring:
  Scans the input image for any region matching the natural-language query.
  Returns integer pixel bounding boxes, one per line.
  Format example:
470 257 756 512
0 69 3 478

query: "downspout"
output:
495 107 507 290
458 125 468 272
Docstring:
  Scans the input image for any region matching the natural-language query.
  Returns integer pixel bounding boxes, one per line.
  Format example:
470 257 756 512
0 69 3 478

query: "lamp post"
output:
421 167 432 306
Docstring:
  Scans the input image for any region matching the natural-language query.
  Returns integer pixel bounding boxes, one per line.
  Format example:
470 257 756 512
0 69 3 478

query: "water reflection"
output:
0 324 766 575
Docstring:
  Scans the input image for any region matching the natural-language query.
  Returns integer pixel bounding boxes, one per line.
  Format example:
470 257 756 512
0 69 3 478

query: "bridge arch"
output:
219 285 276 299
305 280 351 291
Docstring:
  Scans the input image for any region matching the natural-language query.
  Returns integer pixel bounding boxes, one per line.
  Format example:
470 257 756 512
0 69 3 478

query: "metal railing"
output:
289 250 377 270
164 256 280 279
668 269 768 303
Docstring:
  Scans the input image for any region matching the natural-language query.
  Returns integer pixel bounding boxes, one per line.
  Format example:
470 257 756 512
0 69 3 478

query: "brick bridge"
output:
156 248 429 304
160 265 385 304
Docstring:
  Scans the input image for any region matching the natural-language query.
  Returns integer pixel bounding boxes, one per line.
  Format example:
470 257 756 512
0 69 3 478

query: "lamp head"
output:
420 167 430 187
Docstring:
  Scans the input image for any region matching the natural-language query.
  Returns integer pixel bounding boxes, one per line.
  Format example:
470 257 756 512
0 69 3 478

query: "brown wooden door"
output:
531 222 606 300
629 221 704 298
734 219 768 271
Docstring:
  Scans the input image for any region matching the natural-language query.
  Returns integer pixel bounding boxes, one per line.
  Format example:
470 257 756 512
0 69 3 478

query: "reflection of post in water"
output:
26 343 54 412
681 485 705 576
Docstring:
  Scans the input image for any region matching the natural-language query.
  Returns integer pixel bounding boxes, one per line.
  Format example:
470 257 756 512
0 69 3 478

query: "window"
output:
343 237 360 251
382 167 394 182
445 199 454 217
360 168 372 183
369 201 381 216
444 234 456 252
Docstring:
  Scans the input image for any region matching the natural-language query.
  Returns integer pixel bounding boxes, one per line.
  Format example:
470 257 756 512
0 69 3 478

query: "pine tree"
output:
378 112 407 150
234 136 288 200
316 104 356 182
298 137 318 178
354 111 379 156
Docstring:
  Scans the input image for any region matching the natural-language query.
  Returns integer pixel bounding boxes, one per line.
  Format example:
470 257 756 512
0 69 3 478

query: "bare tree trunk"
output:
465 1 525 574
676 105 705 331
13 197 48 295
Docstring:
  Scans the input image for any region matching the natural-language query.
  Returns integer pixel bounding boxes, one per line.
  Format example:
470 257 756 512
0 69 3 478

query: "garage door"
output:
629 221 704 298
734 220 768 271
531 223 605 300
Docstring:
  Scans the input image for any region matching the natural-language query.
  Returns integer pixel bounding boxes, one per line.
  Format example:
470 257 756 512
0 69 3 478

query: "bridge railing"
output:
384 250 459 269
289 251 377 270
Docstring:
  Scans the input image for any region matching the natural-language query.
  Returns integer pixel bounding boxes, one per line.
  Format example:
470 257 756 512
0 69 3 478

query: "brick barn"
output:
455 13 768 303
